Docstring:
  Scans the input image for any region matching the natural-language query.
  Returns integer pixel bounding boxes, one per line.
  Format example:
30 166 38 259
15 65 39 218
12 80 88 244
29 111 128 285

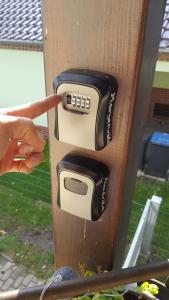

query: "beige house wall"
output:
0 49 46 126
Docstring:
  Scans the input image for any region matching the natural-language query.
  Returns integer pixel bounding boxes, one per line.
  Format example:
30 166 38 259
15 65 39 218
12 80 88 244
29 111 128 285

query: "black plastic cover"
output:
57 154 109 221
53 69 118 150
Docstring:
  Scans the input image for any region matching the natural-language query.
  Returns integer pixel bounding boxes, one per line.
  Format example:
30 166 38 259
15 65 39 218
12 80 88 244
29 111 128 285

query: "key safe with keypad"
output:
53 69 118 150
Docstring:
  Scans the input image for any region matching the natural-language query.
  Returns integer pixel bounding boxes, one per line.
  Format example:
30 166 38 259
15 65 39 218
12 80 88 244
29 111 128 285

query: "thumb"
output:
9 116 46 153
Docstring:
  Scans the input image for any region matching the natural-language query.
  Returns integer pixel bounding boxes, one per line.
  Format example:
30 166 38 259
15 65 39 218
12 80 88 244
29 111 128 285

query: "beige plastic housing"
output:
56 83 100 150
59 170 94 220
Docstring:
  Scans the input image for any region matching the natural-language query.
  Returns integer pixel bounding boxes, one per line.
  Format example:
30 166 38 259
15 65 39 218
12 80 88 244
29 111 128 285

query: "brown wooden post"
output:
42 0 165 271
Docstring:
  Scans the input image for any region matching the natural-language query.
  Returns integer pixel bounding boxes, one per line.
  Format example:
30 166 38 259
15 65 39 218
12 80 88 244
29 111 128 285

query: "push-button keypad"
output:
65 93 91 113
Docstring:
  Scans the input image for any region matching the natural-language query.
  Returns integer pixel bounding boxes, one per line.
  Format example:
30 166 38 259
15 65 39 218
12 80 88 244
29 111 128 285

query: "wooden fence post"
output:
42 0 165 271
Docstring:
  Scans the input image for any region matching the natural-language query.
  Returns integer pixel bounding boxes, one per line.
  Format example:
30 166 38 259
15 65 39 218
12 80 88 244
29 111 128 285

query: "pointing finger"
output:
0 94 60 119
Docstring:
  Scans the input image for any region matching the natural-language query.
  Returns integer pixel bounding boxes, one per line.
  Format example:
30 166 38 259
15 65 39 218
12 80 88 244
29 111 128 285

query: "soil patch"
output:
6 226 54 253
18 227 54 252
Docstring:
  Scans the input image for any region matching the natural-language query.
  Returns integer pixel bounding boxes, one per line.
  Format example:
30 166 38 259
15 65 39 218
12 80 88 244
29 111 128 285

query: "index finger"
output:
0 94 60 119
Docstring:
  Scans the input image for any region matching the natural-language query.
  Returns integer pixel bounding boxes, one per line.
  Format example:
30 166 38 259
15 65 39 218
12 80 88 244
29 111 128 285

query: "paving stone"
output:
2 278 13 291
0 254 43 292
31 276 39 282
22 274 34 286
11 268 22 280
0 269 13 281
13 275 24 289
2 262 14 271
0 280 3 288
28 281 37 287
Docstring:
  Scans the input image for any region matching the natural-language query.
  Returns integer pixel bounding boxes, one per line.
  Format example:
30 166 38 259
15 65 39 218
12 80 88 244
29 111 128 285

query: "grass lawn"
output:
0 145 51 203
0 235 54 280
0 184 54 280
0 144 169 279
129 176 169 262
133 176 169 210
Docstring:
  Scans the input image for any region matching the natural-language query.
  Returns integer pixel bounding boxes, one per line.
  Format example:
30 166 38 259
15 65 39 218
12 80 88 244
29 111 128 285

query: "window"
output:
153 103 169 119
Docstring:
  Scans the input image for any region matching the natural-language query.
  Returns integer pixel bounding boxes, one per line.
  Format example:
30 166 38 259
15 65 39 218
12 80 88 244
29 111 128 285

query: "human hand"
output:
0 94 60 175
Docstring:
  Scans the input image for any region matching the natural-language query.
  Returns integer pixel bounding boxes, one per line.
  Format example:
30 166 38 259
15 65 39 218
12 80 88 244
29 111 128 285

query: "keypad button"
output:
86 98 90 109
76 97 81 107
72 97 76 106
66 94 71 104
81 98 85 108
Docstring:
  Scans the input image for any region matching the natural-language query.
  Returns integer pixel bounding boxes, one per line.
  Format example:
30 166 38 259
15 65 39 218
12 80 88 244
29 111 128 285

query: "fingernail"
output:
20 145 33 154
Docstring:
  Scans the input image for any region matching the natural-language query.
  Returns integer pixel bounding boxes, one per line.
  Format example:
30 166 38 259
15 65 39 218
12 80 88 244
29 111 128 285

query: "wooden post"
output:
42 0 165 271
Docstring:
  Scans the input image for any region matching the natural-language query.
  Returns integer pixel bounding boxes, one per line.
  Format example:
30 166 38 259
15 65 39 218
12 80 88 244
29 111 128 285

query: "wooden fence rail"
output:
0 260 169 300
